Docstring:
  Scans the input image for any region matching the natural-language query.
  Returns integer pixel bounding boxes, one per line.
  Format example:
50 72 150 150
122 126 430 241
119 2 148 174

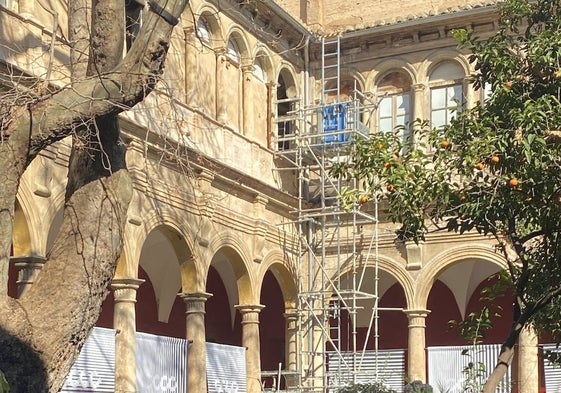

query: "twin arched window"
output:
376 61 466 139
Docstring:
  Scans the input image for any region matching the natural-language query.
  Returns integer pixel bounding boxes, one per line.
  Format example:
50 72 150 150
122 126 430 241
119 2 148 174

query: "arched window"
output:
429 61 465 129
0 0 14 10
196 17 211 45
377 71 412 142
226 38 240 65
276 70 298 151
253 56 267 83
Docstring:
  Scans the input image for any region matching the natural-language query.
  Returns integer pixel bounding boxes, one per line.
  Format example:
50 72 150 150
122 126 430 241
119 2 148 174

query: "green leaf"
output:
0 371 10 393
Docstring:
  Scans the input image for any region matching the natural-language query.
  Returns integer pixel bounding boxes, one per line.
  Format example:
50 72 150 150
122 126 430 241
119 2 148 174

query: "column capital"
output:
283 308 300 320
11 255 48 297
236 304 265 324
242 64 255 74
111 278 145 303
11 255 47 268
404 309 430 327
412 83 426 92
180 291 212 315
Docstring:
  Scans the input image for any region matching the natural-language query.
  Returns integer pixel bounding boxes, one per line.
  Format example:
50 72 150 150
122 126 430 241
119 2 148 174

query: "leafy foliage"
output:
0 371 9 393
332 0 561 347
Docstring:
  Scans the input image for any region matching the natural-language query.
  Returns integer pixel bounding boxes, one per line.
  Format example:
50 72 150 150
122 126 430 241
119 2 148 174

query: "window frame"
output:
429 80 464 130
196 17 212 46
377 91 412 136
226 38 240 65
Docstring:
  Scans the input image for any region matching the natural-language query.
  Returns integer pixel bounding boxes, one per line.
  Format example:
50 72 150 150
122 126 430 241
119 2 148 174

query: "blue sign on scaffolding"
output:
322 103 348 143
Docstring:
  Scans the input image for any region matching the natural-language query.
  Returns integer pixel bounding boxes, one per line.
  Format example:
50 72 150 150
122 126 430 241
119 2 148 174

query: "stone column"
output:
404 309 429 382
464 76 476 109
517 325 539 393
284 308 300 389
180 292 212 393
412 83 427 147
11 255 47 297
215 49 228 123
242 65 255 136
412 83 426 119
112 278 144 393
184 26 198 105
236 304 265 393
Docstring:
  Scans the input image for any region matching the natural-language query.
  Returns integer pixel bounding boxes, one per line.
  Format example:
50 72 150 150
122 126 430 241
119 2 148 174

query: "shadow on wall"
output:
0 326 48 393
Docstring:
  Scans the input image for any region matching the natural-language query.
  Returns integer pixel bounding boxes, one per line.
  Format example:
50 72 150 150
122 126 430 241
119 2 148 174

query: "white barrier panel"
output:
543 344 561 393
427 344 510 393
136 332 188 393
327 349 405 393
61 327 116 392
206 342 247 393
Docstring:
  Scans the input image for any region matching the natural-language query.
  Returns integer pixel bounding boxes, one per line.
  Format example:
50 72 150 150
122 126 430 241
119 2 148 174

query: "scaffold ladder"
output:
321 36 341 103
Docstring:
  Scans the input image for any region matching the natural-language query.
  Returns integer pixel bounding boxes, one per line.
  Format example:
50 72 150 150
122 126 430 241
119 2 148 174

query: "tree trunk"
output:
482 344 515 393
0 0 189 390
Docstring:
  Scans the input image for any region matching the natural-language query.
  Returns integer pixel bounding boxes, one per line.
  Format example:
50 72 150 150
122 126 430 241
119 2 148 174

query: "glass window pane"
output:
379 118 393 133
253 58 266 82
431 88 446 109
447 108 457 122
396 114 406 128
378 97 392 117
431 109 446 129
396 96 409 116
227 40 240 63
447 85 462 106
197 18 211 43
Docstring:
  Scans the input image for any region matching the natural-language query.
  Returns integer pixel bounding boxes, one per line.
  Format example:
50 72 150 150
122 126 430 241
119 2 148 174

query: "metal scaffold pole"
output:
274 34 383 393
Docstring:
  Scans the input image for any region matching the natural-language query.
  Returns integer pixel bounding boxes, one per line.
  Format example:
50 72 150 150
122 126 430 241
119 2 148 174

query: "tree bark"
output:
0 0 189 391
482 344 515 393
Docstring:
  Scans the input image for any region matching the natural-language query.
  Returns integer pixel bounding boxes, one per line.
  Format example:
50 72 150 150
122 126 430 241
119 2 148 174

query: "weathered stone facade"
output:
1 0 545 392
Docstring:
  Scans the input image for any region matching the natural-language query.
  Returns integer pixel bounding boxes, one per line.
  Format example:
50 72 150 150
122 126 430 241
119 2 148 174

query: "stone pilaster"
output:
412 83 426 123
284 308 300 389
180 291 212 393
216 49 228 123
242 65 255 136
464 76 476 109
11 255 47 297
404 309 430 382
112 278 144 393
236 304 265 393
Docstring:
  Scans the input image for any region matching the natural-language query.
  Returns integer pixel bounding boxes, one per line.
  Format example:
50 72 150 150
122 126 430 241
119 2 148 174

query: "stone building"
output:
1 0 553 392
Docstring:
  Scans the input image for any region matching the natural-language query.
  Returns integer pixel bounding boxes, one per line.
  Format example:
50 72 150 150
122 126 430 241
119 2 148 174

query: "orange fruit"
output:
491 155 500 164
440 140 450 149
475 162 485 170
359 195 369 204
386 184 395 193
508 178 519 187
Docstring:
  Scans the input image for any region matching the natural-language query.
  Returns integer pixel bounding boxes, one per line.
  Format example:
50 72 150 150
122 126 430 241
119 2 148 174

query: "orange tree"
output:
332 0 561 391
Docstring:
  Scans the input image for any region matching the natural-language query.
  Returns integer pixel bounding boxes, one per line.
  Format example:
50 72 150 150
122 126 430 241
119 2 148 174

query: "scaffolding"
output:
274 36 384 392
